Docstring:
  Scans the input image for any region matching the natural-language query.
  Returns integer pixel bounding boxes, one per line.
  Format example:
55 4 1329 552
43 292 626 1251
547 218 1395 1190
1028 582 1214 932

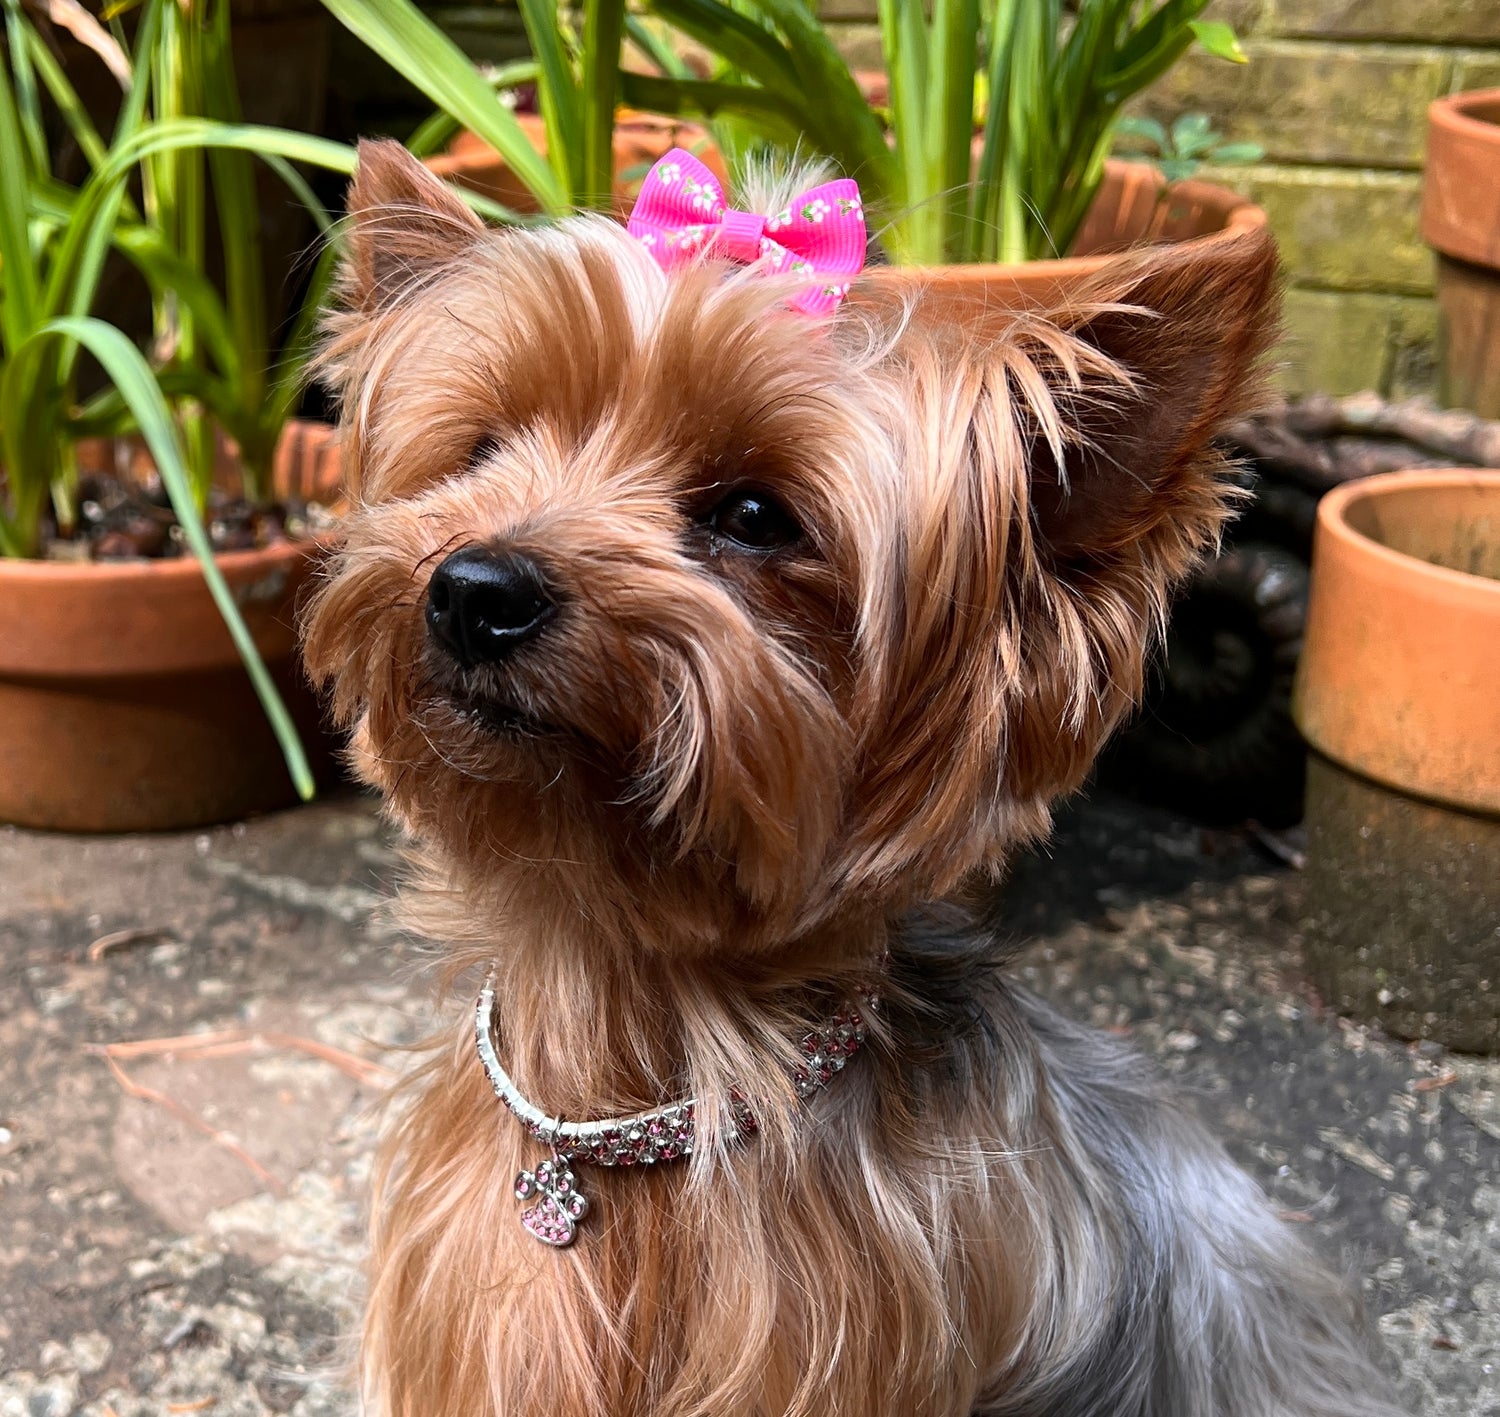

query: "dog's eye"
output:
707 488 801 551
467 434 501 469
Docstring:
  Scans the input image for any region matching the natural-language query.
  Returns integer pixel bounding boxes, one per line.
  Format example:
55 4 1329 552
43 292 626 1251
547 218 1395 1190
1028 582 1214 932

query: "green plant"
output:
0 0 324 791
1115 112 1263 184
630 0 1251 265
317 0 629 210
0 0 509 796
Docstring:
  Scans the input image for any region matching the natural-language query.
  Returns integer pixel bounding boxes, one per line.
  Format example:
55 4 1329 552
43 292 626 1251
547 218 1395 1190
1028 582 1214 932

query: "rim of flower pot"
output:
1428 88 1500 143
1316 467 1500 600
854 162 1266 309
1422 89 1500 270
0 534 328 680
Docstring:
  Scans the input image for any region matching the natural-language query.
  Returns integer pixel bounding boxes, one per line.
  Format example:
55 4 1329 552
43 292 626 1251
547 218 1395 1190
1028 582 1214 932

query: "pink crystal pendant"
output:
514 1156 589 1247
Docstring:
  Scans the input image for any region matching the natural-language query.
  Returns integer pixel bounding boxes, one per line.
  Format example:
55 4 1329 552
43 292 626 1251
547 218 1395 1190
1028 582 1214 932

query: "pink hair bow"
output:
627 148 866 315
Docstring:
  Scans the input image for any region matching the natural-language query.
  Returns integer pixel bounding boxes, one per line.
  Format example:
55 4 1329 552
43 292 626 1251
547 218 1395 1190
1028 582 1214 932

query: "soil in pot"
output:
45 434 340 563
0 421 345 833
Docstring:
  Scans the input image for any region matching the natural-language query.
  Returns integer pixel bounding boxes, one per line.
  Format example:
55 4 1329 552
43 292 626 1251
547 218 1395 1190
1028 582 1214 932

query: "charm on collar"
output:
514 1155 589 1248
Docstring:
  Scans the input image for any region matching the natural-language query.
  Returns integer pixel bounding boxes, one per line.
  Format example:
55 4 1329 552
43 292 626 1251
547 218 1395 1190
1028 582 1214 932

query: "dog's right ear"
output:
343 138 485 313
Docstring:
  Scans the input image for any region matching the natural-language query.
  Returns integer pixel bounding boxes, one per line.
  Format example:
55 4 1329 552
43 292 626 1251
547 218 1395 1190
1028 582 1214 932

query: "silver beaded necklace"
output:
474 973 874 1247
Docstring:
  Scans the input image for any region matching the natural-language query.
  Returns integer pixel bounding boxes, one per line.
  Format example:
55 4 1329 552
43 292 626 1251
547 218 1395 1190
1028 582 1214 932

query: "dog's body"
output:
306 142 1405 1416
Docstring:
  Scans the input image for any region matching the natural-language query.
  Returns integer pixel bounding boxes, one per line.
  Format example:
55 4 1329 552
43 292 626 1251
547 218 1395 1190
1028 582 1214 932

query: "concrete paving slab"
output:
1 789 1495 1415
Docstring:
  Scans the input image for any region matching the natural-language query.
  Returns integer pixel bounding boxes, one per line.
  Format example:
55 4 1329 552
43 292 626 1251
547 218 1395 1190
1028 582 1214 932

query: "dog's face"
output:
304 142 1276 950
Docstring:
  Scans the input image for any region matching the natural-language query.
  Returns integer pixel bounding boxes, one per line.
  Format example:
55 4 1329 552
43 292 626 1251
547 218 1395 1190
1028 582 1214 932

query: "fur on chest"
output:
358 1006 1033 1417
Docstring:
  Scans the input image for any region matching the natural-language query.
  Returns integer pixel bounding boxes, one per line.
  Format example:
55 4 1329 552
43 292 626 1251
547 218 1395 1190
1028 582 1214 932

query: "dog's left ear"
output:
1028 223 1279 560
342 138 485 313
845 226 1278 899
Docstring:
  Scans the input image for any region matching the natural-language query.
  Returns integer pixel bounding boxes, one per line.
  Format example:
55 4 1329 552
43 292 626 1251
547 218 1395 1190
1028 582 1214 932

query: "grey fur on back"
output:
887 913 1408 1417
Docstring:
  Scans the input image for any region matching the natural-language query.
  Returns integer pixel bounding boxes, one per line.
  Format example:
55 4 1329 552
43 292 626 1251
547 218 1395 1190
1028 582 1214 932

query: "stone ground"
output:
1 789 1496 1417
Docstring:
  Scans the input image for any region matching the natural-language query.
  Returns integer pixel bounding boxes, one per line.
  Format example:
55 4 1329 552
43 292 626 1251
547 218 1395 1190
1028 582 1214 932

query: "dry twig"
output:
93 1051 284 1193
87 925 178 962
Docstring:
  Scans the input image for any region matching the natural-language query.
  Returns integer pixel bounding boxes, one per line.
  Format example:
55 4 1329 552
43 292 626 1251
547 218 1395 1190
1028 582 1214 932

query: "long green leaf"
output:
262 241 342 451
33 317 315 798
318 0 566 212
1103 0 1211 98
930 0 978 260
624 14 691 79
879 0 927 253
739 0 894 193
646 0 802 96
515 0 583 199
619 72 808 151
4 0 48 175
30 181 243 381
25 29 111 173
406 59 539 159
0 2 41 347
581 0 626 209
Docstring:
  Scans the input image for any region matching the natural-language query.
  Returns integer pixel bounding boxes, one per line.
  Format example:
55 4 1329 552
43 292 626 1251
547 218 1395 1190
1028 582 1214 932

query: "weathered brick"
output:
1270 0 1500 47
1452 52 1500 94
1200 164 1431 295
825 21 882 71
1140 40 1451 169
1277 289 1437 397
1387 297 1440 400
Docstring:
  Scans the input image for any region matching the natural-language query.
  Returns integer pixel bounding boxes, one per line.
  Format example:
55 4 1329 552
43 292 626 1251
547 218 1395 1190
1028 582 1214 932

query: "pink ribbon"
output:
627 148 866 315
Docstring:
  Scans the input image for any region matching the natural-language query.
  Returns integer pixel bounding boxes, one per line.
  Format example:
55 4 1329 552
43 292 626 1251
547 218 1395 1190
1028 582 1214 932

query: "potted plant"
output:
0 0 366 832
1422 89 1500 418
316 0 724 215
625 0 1265 302
1292 468 1500 1052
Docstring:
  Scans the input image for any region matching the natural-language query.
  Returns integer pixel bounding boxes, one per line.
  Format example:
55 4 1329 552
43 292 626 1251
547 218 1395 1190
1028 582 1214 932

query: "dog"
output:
303 139 1405 1416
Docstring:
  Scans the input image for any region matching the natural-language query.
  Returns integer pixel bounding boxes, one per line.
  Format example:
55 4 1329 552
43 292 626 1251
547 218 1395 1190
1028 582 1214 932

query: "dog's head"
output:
304 141 1277 950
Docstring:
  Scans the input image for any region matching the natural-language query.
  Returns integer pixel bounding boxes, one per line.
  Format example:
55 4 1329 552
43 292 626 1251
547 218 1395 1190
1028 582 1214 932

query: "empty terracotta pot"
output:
1294 469 1500 1051
0 421 343 833
1421 90 1500 417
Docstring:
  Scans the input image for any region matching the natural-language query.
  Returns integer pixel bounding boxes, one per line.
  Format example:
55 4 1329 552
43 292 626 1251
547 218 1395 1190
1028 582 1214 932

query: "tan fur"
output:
304 141 1282 1416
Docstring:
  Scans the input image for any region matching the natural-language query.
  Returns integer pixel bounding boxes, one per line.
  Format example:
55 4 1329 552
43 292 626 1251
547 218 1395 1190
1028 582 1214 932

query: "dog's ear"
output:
1029 224 1279 560
343 138 485 313
845 227 1279 898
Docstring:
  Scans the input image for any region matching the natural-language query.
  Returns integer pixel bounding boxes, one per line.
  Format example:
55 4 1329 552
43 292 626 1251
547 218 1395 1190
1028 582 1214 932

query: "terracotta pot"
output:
427 110 726 218
852 160 1267 320
0 421 344 833
1421 91 1500 417
1292 469 1500 1050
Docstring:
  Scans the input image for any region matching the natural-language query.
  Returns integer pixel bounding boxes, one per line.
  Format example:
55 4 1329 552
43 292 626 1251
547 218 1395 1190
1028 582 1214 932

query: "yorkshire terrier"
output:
304 140 1405 1416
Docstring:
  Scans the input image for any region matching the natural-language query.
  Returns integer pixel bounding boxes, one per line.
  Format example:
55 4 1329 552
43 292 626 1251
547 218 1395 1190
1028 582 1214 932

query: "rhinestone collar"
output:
474 975 872 1247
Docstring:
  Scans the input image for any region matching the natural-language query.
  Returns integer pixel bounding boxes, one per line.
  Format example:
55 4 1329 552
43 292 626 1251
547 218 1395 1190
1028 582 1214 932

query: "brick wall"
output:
820 0 1500 397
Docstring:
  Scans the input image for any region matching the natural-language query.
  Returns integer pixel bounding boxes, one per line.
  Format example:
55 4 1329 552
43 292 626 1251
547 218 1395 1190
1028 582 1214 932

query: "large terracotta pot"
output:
428 110 725 217
1293 469 1500 1051
0 421 343 833
855 160 1267 317
1421 91 1500 418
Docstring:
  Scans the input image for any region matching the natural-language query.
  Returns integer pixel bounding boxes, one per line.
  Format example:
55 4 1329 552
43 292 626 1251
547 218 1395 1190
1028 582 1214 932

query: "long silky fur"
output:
304 141 1406 1417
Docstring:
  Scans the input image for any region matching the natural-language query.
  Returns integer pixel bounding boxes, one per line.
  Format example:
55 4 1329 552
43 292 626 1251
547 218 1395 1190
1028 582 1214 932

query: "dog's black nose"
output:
426 547 554 665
